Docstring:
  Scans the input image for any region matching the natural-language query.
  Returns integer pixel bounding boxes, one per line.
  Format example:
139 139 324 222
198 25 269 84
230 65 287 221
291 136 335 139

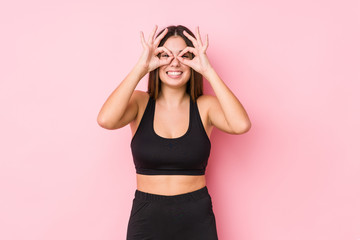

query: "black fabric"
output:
126 186 218 240
130 95 211 175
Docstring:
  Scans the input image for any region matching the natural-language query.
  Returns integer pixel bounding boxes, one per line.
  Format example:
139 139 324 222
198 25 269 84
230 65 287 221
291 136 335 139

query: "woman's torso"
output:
130 91 213 196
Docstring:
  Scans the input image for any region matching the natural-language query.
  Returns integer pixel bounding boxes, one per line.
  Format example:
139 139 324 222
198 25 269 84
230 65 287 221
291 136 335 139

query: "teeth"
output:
167 71 182 76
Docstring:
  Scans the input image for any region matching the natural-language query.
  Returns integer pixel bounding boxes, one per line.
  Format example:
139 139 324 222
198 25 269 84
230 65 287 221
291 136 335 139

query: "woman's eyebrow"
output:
168 49 185 54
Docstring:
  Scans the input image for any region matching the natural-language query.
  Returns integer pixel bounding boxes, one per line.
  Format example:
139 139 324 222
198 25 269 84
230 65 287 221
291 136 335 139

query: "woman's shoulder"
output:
197 94 216 101
196 94 217 109
130 90 151 118
133 89 149 97
133 90 150 104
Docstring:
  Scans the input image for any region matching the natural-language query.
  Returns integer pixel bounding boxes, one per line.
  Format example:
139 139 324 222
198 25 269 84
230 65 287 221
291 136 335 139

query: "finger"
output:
154 27 168 47
182 30 198 48
140 31 146 48
159 56 174 66
154 46 173 56
177 46 196 57
196 26 203 46
204 34 209 51
148 25 158 43
176 55 192 67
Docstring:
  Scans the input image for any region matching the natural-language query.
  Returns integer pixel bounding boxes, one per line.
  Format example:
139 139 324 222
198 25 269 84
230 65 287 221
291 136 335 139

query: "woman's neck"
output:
157 85 189 108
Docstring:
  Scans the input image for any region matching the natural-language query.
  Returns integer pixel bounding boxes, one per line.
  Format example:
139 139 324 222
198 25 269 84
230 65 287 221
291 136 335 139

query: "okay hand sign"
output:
137 25 174 73
176 26 213 76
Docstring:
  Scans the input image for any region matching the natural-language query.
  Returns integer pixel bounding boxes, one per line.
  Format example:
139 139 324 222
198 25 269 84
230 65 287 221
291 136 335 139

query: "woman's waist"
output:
136 174 206 196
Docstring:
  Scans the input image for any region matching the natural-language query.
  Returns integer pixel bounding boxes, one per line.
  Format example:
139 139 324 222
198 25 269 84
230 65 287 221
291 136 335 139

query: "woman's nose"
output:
170 55 180 66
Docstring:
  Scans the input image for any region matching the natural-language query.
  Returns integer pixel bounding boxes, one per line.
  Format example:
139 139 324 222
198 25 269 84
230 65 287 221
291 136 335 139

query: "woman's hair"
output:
147 25 204 103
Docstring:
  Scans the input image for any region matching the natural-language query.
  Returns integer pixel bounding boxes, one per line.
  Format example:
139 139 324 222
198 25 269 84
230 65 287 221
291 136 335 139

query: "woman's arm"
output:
204 68 251 134
177 26 251 134
97 64 147 130
97 25 173 130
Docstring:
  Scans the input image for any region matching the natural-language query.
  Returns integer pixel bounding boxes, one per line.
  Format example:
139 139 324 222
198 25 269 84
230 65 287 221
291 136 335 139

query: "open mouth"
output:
166 71 183 76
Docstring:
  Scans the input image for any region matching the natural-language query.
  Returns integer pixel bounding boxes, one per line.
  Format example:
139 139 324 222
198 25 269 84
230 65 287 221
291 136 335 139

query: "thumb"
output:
177 56 191 66
159 56 174 66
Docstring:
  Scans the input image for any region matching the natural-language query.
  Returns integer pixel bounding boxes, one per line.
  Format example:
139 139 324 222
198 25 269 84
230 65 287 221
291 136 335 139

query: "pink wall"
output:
1 0 359 239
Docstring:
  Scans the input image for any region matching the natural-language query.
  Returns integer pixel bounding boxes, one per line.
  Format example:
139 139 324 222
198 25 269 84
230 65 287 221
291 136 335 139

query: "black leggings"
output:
126 186 218 240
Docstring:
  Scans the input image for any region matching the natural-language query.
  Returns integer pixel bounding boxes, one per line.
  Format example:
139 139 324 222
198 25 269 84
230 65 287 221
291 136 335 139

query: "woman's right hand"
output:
137 25 174 73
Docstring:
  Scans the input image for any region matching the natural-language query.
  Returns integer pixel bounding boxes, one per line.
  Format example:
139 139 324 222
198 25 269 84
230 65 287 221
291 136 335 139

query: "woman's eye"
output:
182 55 189 58
161 54 169 57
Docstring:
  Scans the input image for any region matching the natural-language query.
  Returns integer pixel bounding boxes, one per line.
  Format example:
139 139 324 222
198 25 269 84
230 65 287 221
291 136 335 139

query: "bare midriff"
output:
136 174 207 196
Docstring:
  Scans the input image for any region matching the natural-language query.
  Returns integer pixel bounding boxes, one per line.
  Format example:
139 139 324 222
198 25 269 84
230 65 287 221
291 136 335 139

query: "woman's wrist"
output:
202 66 215 79
133 62 149 76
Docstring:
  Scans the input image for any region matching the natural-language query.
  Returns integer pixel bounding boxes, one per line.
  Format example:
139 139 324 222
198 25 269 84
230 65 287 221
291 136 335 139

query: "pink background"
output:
1 0 359 239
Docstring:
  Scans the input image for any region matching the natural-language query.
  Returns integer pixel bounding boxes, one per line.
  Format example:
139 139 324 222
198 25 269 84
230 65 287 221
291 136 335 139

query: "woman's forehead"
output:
164 36 187 51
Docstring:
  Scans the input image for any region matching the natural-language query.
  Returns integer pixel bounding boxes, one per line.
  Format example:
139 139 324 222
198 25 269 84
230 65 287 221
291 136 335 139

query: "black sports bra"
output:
130 94 211 175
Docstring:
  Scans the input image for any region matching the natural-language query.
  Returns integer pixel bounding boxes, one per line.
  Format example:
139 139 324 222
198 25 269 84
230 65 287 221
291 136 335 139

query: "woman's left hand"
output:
177 26 213 76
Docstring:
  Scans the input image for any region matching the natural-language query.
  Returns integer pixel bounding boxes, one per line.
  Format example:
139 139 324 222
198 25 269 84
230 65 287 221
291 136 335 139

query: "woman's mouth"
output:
166 71 183 79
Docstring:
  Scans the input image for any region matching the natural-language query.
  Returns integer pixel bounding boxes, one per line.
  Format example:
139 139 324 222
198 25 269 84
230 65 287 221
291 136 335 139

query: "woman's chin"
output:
160 78 189 88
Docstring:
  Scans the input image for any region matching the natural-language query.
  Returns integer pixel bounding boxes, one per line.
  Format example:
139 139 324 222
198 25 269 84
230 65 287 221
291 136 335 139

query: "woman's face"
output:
158 36 192 88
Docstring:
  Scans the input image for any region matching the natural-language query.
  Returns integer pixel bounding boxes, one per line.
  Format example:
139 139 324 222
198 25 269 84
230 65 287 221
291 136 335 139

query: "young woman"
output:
97 24 251 240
